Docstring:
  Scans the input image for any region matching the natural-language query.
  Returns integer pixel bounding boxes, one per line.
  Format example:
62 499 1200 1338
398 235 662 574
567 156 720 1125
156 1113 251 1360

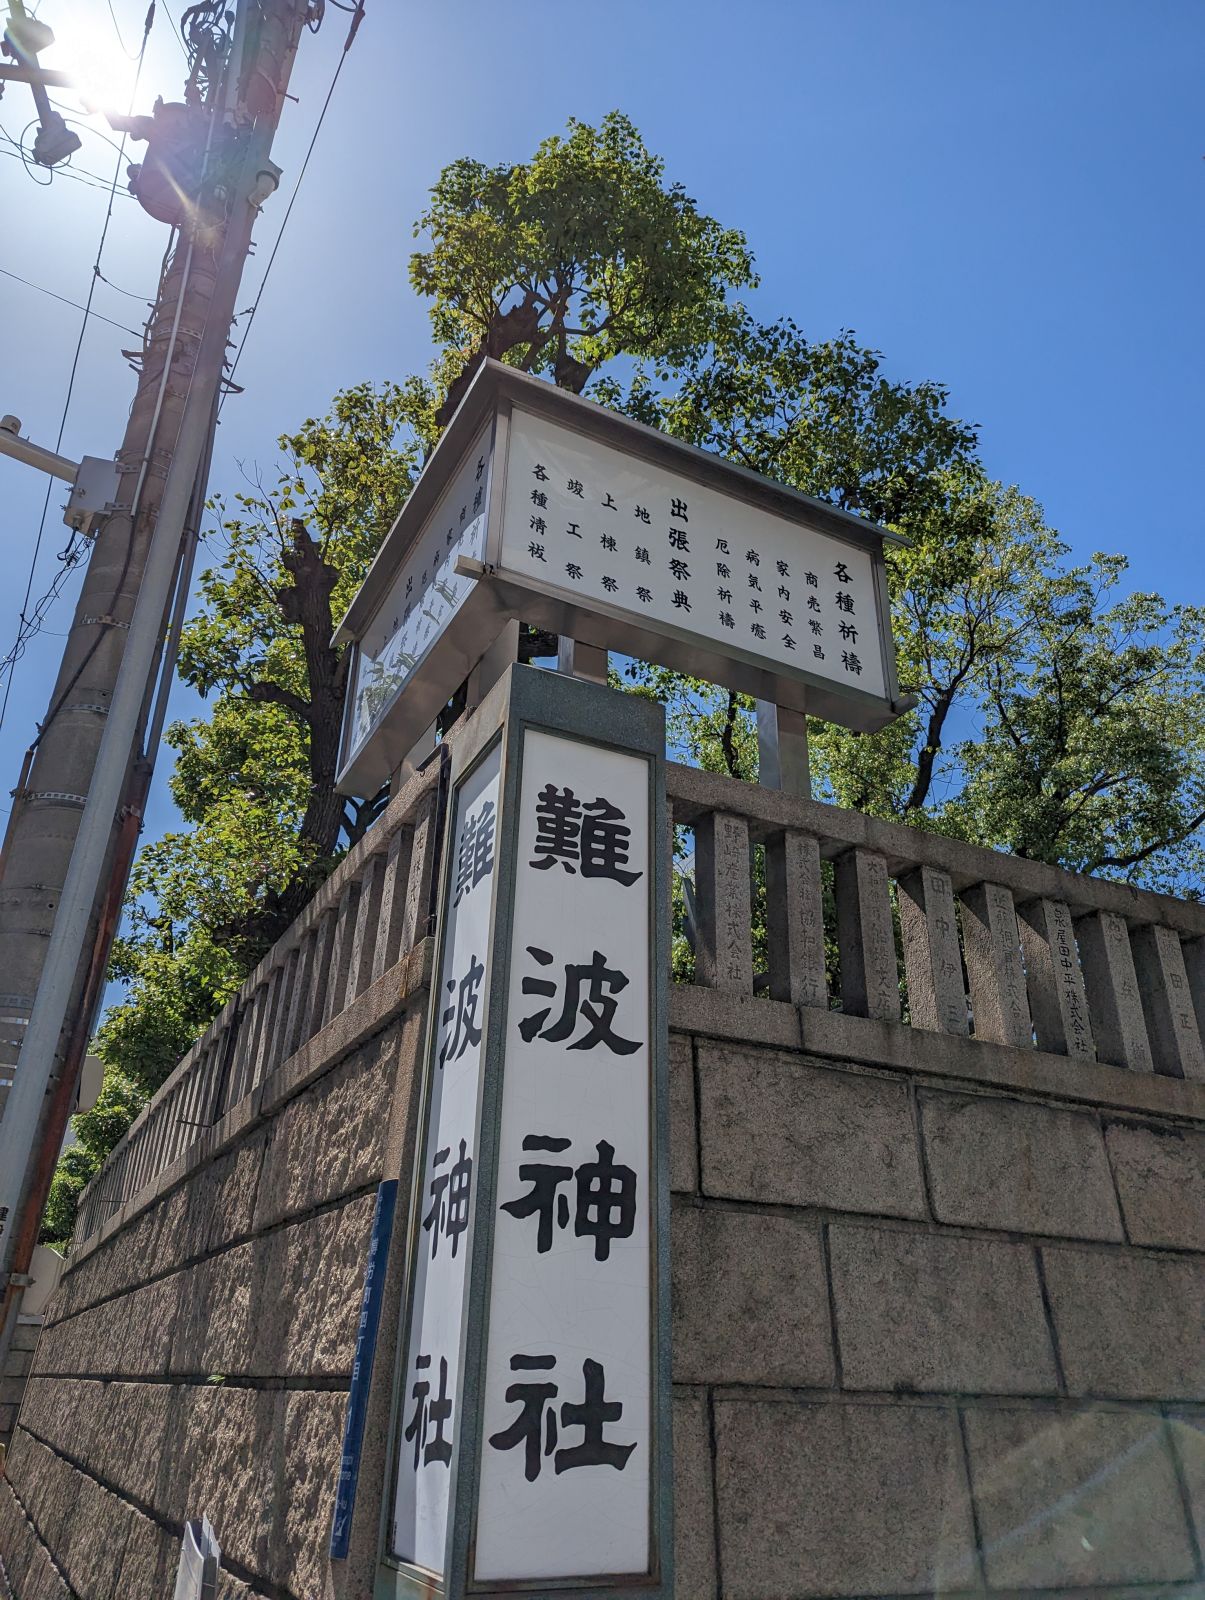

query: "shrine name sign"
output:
335 361 908 794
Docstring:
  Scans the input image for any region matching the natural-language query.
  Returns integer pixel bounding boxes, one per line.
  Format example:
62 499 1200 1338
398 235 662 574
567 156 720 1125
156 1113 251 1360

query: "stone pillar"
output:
834 847 899 1021
1017 898 1096 1059
897 865 968 1034
959 882 1032 1048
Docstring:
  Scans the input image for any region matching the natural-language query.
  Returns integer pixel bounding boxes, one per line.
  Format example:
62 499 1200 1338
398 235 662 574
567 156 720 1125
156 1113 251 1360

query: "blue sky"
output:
1 0 1202 850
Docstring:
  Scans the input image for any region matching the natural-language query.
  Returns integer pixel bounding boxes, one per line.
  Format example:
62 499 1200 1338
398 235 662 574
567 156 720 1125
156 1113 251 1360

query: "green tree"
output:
413 110 755 420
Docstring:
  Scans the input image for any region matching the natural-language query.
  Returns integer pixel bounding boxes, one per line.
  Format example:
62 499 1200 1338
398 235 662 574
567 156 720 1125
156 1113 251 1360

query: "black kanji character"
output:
602 492 618 510
778 584 790 601
476 456 486 482
567 478 584 497
716 561 731 579
636 584 653 604
842 651 863 675
719 611 734 629
566 562 583 581
669 529 690 551
718 587 733 603
530 787 641 885
405 1354 453 1469
634 505 651 524
533 463 549 481
669 558 690 581
813 643 825 660
807 596 821 613
601 575 618 593
601 533 617 552
806 571 818 588
670 497 689 522
635 545 651 564
777 560 789 577
839 621 858 642
835 591 855 613
440 954 484 1068
528 542 546 562
779 609 793 626
531 488 548 509
745 549 760 566
488 1355 558 1482
748 573 761 591
671 590 691 612
783 634 796 650
423 1137 473 1260
751 622 766 640
530 514 546 534
454 799 496 906
567 521 582 539
749 597 763 613
575 1140 637 1261
473 485 483 512
501 1135 573 1254
834 561 851 583
810 619 822 636
519 948 641 1055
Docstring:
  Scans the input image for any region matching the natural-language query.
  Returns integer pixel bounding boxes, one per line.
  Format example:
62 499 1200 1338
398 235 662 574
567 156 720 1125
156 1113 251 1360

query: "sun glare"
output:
44 17 139 124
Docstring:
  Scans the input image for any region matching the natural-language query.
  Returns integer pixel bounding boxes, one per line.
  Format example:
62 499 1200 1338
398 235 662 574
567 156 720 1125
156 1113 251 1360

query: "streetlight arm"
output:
0 418 79 483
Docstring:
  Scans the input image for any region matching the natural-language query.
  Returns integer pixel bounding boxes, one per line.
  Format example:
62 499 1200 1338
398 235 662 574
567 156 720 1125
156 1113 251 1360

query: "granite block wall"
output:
2 995 1203 1598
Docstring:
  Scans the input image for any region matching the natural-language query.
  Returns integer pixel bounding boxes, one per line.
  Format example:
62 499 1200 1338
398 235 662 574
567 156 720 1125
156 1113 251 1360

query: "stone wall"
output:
3 979 1203 1598
668 991 1205 1598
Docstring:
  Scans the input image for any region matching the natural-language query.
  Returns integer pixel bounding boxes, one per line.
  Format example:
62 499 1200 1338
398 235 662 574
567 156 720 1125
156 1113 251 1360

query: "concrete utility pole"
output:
0 0 313 1369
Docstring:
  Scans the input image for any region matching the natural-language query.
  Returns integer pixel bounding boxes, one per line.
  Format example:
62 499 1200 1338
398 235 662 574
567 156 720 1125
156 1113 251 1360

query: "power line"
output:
221 2 365 408
0 140 136 196
0 265 145 338
0 5 156 732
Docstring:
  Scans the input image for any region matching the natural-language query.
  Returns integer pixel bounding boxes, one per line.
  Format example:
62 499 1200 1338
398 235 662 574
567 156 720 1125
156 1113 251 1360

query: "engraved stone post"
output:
834 847 899 1022
959 882 1032 1048
694 810 753 994
1017 898 1096 1059
897 865 968 1034
766 828 827 1008
1074 910 1152 1072
1131 924 1205 1081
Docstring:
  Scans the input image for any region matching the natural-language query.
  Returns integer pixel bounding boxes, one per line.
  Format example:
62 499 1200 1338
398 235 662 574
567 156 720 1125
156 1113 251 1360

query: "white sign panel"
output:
473 729 653 1582
391 741 502 1572
500 408 887 699
348 424 493 762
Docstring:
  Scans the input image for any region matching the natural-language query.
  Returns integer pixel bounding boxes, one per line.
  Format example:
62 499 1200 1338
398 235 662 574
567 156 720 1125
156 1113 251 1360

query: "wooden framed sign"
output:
334 362 908 795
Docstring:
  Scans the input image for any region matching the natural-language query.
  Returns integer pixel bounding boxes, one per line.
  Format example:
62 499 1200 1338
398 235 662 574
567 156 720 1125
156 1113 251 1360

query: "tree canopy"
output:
42 111 1205 1245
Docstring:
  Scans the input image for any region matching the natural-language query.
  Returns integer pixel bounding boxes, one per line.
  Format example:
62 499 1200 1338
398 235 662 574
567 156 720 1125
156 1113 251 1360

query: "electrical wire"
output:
104 0 144 59
0 265 145 338
0 142 137 196
0 6 155 731
220 2 365 411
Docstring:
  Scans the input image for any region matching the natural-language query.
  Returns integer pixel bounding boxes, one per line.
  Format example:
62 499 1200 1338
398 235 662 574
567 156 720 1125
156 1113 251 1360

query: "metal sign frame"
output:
335 362 908 797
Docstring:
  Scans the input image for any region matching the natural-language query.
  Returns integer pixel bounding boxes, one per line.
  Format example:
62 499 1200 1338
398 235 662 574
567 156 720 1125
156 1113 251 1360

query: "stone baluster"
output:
693 810 753 994
373 823 414 982
1182 936 1205 1040
280 929 316 1063
834 847 899 1022
766 828 827 1008
321 879 362 1030
897 864 968 1035
400 788 442 954
1074 911 1152 1072
303 909 339 1044
348 850 387 1002
1131 924 1205 1081
959 882 1032 1048
1017 898 1096 1059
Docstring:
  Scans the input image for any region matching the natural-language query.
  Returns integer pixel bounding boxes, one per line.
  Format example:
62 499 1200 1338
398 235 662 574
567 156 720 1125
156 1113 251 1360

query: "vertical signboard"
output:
473 727 654 1581
392 740 502 1574
382 665 671 1600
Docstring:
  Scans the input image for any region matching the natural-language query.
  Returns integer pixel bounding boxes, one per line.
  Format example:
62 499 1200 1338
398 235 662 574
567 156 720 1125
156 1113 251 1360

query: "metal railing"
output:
72 756 445 1247
669 762 1205 1077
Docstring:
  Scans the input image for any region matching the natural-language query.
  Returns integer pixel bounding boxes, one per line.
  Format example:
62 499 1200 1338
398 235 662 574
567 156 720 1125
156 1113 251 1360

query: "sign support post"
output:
382 664 672 1600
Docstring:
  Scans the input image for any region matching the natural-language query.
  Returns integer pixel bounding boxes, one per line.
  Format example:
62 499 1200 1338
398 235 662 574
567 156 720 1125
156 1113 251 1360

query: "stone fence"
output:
71 753 446 1250
73 752 1205 1255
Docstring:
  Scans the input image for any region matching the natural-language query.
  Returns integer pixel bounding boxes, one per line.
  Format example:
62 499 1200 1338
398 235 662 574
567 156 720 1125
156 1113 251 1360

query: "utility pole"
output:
0 0 315 1377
